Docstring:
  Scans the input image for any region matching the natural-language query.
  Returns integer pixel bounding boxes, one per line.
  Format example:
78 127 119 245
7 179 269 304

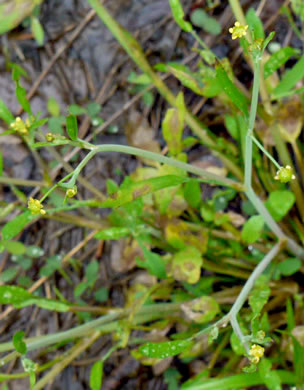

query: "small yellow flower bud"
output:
66 186 77 198
46 133 55 142
229 21 248 40
28 197 46 215
274 165 295 183
10 117 29 135
249 344 264 363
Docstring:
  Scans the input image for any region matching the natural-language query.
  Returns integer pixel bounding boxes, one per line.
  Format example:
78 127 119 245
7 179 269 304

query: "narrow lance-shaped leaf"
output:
264 47 299 79
246 8 265 40
215 65 249 117
0 99 15 124
169 0 193 33
139 339 193 359
273 54 304 97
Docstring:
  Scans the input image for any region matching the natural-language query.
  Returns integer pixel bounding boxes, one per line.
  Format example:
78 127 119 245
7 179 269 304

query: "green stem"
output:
44 144 244 196
245 60 260 188
251 135 281 170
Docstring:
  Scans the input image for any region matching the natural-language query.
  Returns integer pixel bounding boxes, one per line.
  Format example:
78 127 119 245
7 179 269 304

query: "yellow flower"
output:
10 117 29 135
274 165 295 183
28 197 46 215
229 21 248 40
249 344 264 363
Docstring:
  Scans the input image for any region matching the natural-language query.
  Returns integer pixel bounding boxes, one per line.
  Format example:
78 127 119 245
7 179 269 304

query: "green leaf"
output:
273 54 304 98
0 285 69 312
169 246 203 284
66 114 78 140
241 215 264 244
136 245 167 279
68 104 87 116
224 114 239 140
87 102 102 118
94 287 109 303
47 97 60 117
31 17 44 46
265 190 295 221
90 361 103 390
16 81 31 114
169 0 193 33
26 245 44 258
13 331 27 355
0 267 19 283
292 336 304 386
39 255 61 277
0 240 26 255
85 260 99 287
0 99 15 124
277 257 301 276
0 285 32 305
184 180 201 208
102 175 188 208
264 47 299 79
215 65 249 117
139 339 192 359
1 211 36 241
259 359 282 390
162 92 185 156
168 65 205 95
190 9 221 35
249 275 270 316
95 227 130 240
164 368 182 390
246 8 265 40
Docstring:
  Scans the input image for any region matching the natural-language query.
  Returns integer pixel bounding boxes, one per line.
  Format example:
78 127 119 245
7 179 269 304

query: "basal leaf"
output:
241 215 264 244
265 190 295 221
101 175 187 208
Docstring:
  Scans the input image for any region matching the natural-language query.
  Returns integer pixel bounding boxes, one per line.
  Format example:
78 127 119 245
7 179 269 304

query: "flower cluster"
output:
249 344 264 364
10 117 30 135
274 165 295 183
28 197 46 215
229 22 248 40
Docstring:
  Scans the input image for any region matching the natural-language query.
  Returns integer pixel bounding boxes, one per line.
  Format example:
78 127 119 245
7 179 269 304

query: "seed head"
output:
274 165 295 183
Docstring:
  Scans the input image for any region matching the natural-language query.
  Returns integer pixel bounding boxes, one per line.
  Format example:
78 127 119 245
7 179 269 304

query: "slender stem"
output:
251 135 281 170
245 60 260 188
229 241 283 318
230 316 249 352
44 144 244 195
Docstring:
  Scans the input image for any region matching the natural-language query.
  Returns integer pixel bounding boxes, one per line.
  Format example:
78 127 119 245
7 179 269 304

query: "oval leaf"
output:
139 339 192 359
66 114 78 140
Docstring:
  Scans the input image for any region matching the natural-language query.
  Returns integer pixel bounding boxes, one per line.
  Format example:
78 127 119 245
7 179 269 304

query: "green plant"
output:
0 0 304 389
